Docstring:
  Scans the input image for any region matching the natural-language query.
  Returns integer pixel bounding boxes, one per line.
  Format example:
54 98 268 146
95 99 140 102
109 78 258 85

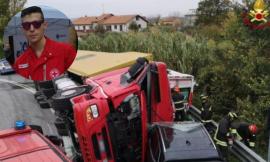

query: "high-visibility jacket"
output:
201 101 212 123
13 37 76 81
214 116 233 147
172 92 185 111
232 122 256 148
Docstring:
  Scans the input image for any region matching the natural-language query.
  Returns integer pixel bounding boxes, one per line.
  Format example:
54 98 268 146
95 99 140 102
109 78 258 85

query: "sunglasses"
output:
21 20 44 30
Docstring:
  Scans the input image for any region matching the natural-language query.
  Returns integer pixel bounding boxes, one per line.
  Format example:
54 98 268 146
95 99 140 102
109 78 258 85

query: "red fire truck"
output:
0 122 71 162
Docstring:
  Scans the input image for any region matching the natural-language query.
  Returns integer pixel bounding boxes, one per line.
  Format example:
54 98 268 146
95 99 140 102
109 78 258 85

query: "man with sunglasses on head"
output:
12 6 76 81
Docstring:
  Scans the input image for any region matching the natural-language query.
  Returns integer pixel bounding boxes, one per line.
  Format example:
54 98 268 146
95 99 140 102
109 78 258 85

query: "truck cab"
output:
70 58 174 162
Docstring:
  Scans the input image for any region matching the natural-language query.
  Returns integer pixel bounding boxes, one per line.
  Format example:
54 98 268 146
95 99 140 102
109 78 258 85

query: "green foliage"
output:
79 29 213 76
9 0 26 17
128 21 139 32
94 24 106 34
0 0 26 48
193 7 270 157
196 0 232 26
0 0 10 38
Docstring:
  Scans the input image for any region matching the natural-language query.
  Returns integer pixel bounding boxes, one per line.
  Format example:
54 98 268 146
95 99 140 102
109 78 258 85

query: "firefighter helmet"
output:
249 124 258 134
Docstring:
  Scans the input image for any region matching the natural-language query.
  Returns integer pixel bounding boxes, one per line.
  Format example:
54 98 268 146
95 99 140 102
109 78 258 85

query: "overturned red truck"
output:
51 58 221 162
0 58 221 162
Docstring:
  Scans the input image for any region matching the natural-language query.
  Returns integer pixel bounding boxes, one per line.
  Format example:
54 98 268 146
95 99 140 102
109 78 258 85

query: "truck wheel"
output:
39 100 51 109
51 87 87 112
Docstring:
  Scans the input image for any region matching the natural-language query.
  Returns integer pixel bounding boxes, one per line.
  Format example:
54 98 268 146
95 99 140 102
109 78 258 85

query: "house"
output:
183 9 197 27
100 15 148 32
159 17 182 28
72 14 113 33
73 13 148 36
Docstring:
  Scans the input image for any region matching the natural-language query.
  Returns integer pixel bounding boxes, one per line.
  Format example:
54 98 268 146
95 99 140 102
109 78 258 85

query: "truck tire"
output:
51 87 87 112
39 100 51 109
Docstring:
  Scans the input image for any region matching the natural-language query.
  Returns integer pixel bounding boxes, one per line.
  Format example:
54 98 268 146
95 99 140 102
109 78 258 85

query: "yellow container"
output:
68 50 153 78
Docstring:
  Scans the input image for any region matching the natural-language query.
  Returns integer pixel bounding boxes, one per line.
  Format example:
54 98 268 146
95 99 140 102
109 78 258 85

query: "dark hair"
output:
21 6 44 21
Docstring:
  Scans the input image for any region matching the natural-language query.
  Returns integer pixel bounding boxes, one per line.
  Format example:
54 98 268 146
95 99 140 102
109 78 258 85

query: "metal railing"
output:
189 105 266 162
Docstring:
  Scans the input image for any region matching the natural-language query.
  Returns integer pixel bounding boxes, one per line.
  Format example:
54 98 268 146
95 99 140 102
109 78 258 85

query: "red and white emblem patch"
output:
49 68 60 79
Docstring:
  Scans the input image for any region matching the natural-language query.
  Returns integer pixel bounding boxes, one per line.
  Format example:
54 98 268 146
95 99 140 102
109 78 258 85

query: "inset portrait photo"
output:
3 6 78 81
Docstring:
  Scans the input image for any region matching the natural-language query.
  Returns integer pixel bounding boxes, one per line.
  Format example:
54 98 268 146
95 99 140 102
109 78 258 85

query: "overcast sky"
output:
25 0 200 19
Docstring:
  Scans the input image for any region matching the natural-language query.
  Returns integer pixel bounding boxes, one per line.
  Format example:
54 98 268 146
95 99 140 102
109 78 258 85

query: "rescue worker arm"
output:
12 57 30 79
219 123 233 145
64 44 76 70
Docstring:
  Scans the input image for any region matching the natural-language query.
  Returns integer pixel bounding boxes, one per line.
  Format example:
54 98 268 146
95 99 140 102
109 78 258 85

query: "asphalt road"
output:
0 73 58 135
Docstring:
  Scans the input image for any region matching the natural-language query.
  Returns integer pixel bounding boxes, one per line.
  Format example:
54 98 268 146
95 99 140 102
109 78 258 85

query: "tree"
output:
196 0 232 26
0 0 10 38
128 21 139 32
0 0 26 58
9 0 26 17
94 24 106 34
0 0 26 37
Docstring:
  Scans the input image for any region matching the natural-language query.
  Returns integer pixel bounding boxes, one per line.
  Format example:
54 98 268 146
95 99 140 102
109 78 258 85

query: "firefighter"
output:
200 94 213 131
171 86 185 121
231 122 258 148
214 111 238 161
12 6 76 81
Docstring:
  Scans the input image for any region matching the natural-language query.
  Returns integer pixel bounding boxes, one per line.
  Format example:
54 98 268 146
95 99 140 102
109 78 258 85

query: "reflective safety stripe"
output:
234 131 242 141
175 107 185 110
216 140 228 147
231 128 237 134
174 101 184 104
214 126 228 147
202 119 213 123
249 142 255 147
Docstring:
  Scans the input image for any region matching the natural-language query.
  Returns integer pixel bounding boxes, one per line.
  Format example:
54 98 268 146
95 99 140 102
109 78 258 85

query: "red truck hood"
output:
0 127 70 162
